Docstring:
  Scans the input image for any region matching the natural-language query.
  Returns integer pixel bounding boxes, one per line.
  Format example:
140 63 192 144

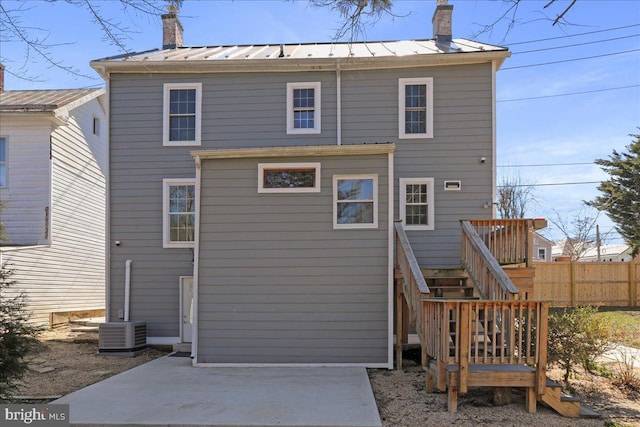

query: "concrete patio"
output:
53 355 382 427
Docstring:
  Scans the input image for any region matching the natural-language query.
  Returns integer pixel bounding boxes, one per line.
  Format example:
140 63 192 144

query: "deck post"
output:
459 303 470 394
537 302 549 398
395 278 403 370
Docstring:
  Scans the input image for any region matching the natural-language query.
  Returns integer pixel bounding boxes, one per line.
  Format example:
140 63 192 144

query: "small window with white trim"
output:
333 175 378 229
399 178 434 230
163 178 196 248
399 78 434 139
163 83 202 146
287 82 321 134
258 163 321 193
537 248 547 261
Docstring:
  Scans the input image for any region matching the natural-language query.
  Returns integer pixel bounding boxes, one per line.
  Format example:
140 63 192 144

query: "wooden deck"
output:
394 220 587 418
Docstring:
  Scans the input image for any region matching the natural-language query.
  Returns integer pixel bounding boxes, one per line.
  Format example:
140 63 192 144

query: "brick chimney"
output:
432 0 453 42
0 63 4 92
162 5 183 49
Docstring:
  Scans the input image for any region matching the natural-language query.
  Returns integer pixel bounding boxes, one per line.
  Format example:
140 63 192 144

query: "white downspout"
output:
336 64 342 145
124 259 132 322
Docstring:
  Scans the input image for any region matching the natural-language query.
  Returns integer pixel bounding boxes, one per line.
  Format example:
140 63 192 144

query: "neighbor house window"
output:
258 163 321 193
287 82 321 134
93 117 100 136
163 179 196 248
398 78 434 139
163 83 202 146
333 175 378 229
538 248 547 261
399 178 434 231
0 137 6 188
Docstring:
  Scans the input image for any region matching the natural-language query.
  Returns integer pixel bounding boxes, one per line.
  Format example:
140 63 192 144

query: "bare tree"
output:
496 173 536 219
0 0 178 81
549 206 603 261
310 0 396 41
473 0 579 41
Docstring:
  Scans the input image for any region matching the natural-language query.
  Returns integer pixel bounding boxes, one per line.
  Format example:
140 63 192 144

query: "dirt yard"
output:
6 327 640 426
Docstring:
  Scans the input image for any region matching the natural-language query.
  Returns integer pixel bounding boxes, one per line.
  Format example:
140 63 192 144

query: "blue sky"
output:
2 0 639 243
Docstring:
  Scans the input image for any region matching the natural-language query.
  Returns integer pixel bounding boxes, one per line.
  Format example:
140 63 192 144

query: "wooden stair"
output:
423 269 476 299
540 379 600 419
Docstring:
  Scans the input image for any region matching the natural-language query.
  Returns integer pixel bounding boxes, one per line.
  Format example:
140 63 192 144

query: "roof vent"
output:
279 44 285 58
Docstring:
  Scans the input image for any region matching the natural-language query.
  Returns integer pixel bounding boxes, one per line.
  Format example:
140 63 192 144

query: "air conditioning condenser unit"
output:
98 321 147 355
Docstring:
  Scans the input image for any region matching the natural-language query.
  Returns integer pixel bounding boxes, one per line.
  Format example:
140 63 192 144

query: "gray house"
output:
92 3 509 367
0 81 107 324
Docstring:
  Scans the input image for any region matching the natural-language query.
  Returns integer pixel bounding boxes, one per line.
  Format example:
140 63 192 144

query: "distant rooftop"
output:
0 88 101 112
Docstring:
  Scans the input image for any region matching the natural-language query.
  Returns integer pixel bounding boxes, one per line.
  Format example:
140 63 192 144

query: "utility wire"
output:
506 23 640 46
502 48 640 70
497 181 601 188
497 162 595 167
498 84 640 102
512 34 640 55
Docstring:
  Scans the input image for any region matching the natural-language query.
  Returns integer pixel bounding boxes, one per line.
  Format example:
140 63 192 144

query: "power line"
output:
497 84 640 102
497 162 595 167
498 181 601 188
506 23 640 46
512 34 640 55
502 48 640 70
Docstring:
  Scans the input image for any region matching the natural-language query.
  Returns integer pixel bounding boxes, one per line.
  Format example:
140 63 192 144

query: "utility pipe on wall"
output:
124 260 132 322
336 65 342 145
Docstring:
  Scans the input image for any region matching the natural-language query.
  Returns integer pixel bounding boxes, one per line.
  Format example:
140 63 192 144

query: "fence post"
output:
630 261 638 308
570 262 577 307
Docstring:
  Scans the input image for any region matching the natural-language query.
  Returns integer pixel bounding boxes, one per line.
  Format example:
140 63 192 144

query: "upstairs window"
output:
287 82 321 134
399 178 434 231
333 175 378 229
163 179 196 248
399 78 433 139
163 83 202 146
0 137 6 188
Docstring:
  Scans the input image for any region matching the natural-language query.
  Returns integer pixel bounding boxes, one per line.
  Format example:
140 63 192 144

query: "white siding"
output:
2 97 107 324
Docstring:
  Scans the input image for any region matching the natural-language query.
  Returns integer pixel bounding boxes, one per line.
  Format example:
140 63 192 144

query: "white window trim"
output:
398 77 434 139
258 162 321 193
286 82 321 135
163 83 202 146
399 177 434 231
163 178 196 248
333 174 378 229
538 248 547 261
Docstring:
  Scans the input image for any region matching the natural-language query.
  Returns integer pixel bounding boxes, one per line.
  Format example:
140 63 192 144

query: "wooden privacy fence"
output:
533 261 640 307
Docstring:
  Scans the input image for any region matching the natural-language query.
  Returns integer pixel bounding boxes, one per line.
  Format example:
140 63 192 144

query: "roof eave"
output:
91 50 511 75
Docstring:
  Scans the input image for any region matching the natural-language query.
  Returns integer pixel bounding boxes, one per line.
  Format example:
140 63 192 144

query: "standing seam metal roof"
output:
0 88 101 111
93 39 507 63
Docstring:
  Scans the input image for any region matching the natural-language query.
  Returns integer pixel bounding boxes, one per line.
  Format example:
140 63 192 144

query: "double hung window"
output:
163 179 196 248
399 78 433 139
163 83 202 146
287 82 321 134
333 175 378 229
399 178 434 230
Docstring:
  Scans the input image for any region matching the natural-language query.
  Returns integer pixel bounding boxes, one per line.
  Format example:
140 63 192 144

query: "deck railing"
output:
425 299 549 393
394 222 430 333
468 219 535 267
461 221 520 300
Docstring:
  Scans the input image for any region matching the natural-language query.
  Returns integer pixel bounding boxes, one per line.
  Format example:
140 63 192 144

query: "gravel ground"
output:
6 327 640 426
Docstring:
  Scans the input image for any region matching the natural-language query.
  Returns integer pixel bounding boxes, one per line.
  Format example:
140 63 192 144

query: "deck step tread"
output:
580 406 600 419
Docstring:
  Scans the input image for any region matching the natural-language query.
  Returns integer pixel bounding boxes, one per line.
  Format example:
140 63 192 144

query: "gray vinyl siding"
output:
0 123 51 244
2 97 106 324
196 154 389 364
340 64 494 268
108 61 494 337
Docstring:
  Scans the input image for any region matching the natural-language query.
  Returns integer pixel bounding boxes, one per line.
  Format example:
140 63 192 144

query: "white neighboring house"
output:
580 244 633 263
532 233 553 262
0 82 107 325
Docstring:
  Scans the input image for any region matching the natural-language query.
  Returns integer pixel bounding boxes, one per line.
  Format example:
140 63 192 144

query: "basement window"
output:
258 163 321 193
